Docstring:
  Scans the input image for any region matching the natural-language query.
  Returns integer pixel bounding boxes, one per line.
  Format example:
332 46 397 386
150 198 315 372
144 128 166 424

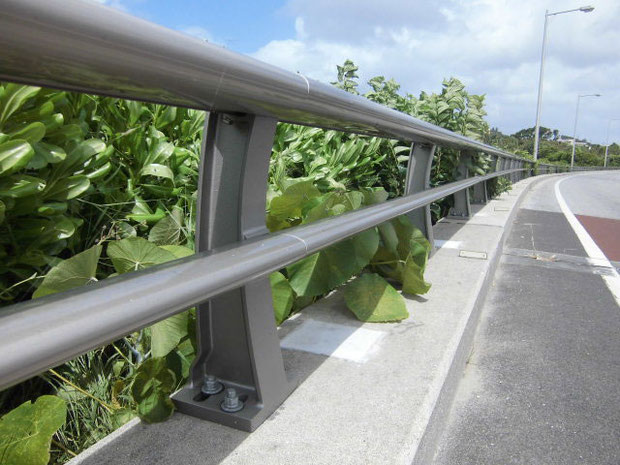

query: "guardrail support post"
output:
472 152 489 204
450 150 472 217
172 113 294 432
484 154 497 199
405 142 435 250
497 156 505 180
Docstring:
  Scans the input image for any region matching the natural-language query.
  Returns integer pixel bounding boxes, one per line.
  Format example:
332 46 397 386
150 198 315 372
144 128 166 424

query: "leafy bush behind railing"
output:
0 60 507 465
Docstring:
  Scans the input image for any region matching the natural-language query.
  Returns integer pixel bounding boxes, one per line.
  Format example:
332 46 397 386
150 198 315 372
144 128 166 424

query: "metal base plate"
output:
172 380 297 432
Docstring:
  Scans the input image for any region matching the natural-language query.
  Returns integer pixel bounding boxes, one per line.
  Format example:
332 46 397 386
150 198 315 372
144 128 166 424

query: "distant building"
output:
557 136 589 147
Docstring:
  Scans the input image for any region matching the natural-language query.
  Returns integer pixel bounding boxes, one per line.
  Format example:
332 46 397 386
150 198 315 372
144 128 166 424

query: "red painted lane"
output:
576 215 620 261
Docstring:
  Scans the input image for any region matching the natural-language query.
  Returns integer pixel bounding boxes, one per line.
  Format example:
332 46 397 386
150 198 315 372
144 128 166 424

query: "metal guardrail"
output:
0 0 608 432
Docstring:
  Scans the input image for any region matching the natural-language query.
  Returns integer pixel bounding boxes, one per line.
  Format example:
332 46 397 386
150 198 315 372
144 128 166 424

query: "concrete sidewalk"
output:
68 176 545 465
432 173 620 464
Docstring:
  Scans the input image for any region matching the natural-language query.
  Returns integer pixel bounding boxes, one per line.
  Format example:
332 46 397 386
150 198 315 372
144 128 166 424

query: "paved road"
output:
432 172 620 465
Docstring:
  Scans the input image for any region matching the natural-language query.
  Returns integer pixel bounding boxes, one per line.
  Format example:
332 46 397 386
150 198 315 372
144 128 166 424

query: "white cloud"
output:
90 0 127 12
295 17 308 40
251 0 620 144
179 26 226 47
181 26 214 42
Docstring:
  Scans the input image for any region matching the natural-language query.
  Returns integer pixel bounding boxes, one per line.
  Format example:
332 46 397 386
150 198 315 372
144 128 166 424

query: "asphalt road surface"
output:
433 172 620 465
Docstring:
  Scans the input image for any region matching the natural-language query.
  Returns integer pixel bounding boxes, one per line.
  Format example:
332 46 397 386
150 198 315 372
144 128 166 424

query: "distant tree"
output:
512 126 553 141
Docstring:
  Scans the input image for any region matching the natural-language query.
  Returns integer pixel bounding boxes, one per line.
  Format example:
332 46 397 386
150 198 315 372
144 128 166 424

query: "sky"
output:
96 0 620 145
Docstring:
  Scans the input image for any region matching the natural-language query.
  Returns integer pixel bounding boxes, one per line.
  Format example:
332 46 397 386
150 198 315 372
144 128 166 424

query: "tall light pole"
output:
533 5 595 161
604 119 620 167
570 93 601 169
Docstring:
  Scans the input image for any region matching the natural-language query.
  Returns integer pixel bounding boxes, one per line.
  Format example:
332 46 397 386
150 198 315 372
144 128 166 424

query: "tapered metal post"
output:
405 143 435 250
472 153 489 204
450 151 472 217
483 154 497 199
172 113 295 432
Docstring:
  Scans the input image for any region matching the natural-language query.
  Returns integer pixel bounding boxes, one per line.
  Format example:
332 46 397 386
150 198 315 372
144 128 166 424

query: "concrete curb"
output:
68 175 557 465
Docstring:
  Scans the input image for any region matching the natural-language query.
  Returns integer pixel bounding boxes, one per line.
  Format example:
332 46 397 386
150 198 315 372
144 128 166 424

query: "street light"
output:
532 5 595 161
570 93 601 169
604 119 620 167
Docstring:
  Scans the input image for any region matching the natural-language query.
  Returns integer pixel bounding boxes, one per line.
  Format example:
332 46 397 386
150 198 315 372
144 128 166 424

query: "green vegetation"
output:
486 125 617 167
1 59 516 464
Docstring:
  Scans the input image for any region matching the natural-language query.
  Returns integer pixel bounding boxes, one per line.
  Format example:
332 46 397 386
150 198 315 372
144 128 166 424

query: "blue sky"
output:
112 0 294 53
98 0 620 145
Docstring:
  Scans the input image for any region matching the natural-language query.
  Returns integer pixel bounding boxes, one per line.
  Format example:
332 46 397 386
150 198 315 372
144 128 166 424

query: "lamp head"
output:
579 6 595 13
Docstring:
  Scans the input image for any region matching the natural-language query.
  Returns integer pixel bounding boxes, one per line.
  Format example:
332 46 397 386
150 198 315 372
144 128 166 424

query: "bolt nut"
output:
201 374 223 396
220 388 244 413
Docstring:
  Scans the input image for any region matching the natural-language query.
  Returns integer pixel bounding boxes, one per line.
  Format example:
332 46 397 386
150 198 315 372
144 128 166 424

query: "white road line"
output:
555 176 620 307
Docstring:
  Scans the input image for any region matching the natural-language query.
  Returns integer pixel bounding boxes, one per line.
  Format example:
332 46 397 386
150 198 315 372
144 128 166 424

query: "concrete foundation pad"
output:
68 177 545 465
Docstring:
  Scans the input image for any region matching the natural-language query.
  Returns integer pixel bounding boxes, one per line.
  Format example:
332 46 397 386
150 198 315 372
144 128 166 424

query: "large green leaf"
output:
0 139 34 176
148 208 183 245
373 217 432 295
287 240 356 297
140 163 174 181
268 180 321 220
155 106 177 129
392 215 431 260
0 175 45 198
151 312 189 358
269 272 295 324
147 141 175 165
302 193 344 223
126 197 167 224
302 191 362 224
85 162 112 180
344 273 408 322
49 215 77 241
33 245 101 298
402 253 432 295
43 175 90 200
130 357 176 423
37 202 68 217
159 245 194 258
8 122 46 145
0 84 40 127
378 221 399 254
408 228 431 266
0 395 66 465
107 237 176 274
65 139 106 169
28 142 66 170
360 187 389 205
398 220 432 295
351 228 380 272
